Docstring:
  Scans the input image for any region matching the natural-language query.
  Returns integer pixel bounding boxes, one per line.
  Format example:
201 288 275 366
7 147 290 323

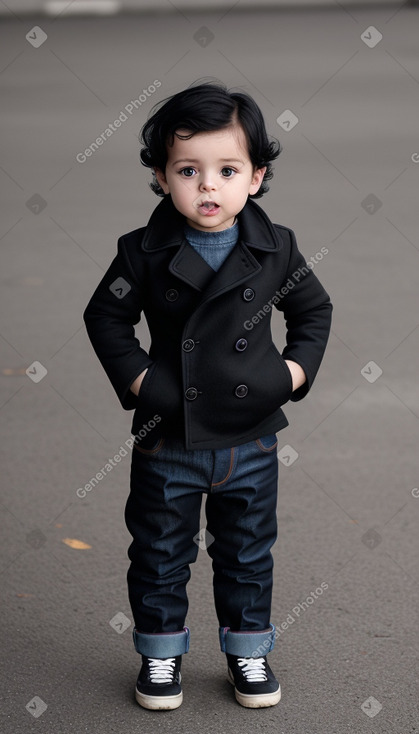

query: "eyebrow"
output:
171 158 244 166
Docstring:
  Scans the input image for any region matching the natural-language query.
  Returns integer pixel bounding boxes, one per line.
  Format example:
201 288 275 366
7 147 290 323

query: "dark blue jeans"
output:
125 434 279 658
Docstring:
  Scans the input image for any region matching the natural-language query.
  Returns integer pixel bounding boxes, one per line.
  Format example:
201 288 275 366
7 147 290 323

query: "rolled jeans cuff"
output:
219 623 276 657
132 626 190 657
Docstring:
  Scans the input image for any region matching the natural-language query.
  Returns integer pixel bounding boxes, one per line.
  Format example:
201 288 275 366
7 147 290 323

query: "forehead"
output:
167 125 250 162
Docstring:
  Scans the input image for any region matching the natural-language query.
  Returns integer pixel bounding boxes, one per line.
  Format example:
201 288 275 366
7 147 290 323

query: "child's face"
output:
154 126 266 231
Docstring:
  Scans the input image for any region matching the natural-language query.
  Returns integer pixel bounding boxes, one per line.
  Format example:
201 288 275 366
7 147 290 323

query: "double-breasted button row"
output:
183 337 246 353
185 385 248 400
181 291 252 402
185 385 249 400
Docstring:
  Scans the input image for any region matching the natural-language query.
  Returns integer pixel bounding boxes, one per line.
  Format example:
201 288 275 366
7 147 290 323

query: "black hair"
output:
139 80 282 198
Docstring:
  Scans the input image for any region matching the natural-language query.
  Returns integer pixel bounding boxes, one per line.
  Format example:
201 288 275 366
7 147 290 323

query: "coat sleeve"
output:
83 233 153 410
275 227 333 402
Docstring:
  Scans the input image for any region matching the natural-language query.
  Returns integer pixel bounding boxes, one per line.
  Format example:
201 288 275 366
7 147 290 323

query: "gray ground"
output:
1 3 419 733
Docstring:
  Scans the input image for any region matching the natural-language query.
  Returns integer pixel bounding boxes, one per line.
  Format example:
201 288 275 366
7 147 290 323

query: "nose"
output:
199 170 217 192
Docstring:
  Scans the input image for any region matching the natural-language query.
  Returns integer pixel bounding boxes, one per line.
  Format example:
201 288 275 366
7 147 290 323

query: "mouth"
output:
196 200 220 216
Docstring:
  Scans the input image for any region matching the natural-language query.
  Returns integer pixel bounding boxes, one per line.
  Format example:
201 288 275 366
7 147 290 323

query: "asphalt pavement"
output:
1 4 419 733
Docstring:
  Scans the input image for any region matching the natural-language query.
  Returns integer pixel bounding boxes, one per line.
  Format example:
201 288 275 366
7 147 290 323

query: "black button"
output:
185 387 198 401
235 338 248 352
165 288 179 302
243 288 255 302
182 339 195 352
235 384 248 398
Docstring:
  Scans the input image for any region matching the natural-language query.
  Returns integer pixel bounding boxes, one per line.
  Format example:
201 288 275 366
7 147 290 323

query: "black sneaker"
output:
135 655 182 710
226 654 281 708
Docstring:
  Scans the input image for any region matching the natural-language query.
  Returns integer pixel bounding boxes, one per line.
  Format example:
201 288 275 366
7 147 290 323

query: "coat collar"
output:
141 195 283 295
141 195 284 253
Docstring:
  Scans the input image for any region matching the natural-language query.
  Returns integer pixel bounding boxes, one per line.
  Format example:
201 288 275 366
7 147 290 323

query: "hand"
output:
284 360 306 391
130 368 148 396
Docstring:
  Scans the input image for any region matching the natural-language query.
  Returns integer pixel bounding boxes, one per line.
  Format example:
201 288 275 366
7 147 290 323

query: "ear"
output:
248 166 267 196
154 167 170 194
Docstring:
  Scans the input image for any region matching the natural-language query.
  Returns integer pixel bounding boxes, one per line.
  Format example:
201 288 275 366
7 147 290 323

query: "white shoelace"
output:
148 657 176 684
237 657 268 682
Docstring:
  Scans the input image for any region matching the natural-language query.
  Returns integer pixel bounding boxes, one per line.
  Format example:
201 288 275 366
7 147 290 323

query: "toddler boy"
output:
84 81 332 710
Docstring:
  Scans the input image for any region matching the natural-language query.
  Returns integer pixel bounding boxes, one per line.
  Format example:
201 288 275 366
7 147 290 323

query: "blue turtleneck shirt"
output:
183 220 239 272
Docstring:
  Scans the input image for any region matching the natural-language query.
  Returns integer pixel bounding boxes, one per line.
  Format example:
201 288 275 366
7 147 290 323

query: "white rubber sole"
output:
135 686 183 710
228 668 281 708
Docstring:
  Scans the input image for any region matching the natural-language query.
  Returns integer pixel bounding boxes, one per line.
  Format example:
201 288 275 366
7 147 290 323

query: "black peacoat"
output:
83 195 332 450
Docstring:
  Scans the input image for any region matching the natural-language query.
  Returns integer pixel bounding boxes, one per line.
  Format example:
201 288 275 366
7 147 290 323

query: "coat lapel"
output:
142 195 283 297
168 238 262 296
169 241 216 291
198 242 262 302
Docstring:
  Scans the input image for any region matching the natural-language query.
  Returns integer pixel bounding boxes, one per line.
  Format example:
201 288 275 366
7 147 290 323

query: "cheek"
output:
174 179 196 197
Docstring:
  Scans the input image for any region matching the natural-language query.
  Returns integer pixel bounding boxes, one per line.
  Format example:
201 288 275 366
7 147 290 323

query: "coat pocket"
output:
136 360 182 429
252 345 293 420
269 345 293 404
231 344 292 431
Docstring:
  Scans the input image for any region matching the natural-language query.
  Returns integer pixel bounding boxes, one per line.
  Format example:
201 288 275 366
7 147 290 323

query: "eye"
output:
221 167 235 177
179 167 196 177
